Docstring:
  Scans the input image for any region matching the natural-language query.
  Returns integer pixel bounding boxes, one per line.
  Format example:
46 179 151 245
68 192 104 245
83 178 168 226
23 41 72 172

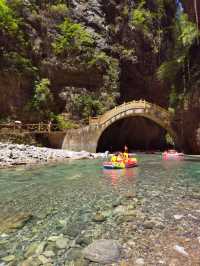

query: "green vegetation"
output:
30 79 54 120
0 0 19 33
49 3 68 16
89 52 119 91
2 52 37 73
131 0 153 31
157 13 199 95
130 0 167 54
157 59 182 83
7 0 24 11
178 13 199 47
165 133 175 146
89 52 112 69
72 94 104 121
156 11 200 110
52 19 94 55
53 114 77 130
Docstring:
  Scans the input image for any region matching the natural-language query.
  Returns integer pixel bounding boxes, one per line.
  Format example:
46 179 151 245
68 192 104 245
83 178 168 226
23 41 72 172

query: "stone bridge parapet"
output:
62 100 176 152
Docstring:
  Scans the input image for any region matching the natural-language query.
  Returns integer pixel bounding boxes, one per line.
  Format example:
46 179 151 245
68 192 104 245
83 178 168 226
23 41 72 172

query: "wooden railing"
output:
0 123 60 133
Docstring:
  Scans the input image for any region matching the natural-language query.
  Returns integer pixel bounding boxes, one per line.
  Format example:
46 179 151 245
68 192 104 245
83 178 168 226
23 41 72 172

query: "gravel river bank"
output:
0 143 103 168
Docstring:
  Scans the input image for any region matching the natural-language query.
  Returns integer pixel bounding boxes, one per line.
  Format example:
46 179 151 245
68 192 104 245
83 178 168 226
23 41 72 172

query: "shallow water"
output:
0 154 200 265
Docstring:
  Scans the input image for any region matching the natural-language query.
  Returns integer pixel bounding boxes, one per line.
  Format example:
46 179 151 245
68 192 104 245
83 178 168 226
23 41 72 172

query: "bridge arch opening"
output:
96 116 175 153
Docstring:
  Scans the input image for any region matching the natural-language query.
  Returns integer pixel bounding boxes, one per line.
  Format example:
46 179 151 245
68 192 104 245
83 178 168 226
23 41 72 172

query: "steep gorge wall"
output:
0 0 176 117
1 0 200 153
182 0 200 27
172 0 200 153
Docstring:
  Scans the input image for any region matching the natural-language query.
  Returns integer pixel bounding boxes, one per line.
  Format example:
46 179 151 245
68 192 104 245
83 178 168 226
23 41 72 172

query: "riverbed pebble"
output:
83 239 121 264
55 237 69 249
173 245 189 257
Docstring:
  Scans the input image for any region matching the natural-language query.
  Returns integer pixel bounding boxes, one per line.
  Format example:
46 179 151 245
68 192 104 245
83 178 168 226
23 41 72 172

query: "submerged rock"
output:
55 237 69 249
92 213 106 223
135 258 145 265
42 250 55 258
1 255 15 262
83 239 121 264
25 241 46 257
76 235 92 247
173 245 189 257
0 212 33 233
20 256 41 266
66 247 83 261
174 214 184 220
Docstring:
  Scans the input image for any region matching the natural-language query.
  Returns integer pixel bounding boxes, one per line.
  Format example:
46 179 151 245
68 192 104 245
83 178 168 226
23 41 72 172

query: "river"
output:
0 154 200 265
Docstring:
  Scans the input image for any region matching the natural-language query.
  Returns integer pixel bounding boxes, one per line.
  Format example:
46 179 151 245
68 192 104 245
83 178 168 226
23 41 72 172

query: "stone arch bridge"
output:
62 100 176 152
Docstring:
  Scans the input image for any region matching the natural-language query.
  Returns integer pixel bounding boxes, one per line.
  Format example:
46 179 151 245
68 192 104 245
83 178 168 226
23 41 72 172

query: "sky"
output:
176 0 184 11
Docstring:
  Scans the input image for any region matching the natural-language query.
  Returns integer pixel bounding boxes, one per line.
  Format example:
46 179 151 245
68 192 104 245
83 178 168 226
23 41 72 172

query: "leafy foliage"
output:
157 13 199 89
49 3 68 15
1 52 37 73
72 94 104 121
157 58 183 82
0 0 19 33
130 0 156 33
53 114 77 130
165 133 175 146
31 79 54 120
177 13 199 49
52 19 94 55
89 52 119 92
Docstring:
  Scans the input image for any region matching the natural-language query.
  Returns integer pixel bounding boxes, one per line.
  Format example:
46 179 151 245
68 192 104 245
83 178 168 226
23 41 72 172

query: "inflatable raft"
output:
103 158 138 169
162 150 184 160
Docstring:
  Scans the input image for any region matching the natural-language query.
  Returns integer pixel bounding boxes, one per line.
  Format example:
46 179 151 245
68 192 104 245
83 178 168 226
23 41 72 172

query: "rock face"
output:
173 89 200 154
0 0 175 114
1 0 200 153
83 239 121 264
0 71 34 118
182 0 200 27
175 0 200 154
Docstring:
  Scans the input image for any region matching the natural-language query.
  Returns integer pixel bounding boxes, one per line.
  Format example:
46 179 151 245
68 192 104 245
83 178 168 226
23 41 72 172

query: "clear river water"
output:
0 154 200 265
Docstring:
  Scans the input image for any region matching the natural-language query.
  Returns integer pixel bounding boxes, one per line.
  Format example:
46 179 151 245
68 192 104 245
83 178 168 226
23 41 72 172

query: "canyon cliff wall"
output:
0 0 199 153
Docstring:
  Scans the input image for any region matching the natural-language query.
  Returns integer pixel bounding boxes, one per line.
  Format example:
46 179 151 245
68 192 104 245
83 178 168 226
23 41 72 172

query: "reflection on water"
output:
103 167 139 187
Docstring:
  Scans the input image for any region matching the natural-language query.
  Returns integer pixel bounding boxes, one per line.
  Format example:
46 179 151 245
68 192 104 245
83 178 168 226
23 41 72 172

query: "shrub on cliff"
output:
157 13 199 85
89 52 119 92
53 114 77 130
49 3 68 16
0 0 19 34
30 78 54 120
1 51 37 73
72 94 104 121
130 0 153 32
52 19 94 55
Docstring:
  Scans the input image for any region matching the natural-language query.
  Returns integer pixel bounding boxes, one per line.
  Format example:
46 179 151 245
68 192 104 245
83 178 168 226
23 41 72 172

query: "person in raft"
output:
123 145 129 161
111 153 117 162
117 152 123 162
111 152 123 162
